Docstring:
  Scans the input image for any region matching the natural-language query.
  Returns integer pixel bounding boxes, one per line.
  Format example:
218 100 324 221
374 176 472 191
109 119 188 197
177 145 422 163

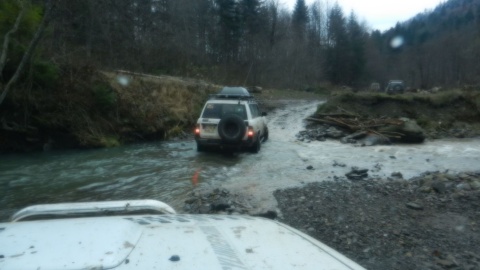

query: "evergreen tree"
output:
292 0 308 41
325 3 349 85
347 12 366 85
240 0 263 36
216 0 242 62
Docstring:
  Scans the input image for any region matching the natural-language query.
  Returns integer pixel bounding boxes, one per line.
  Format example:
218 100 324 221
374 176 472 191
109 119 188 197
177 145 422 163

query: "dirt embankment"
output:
314 90 480 140
0 67 218 153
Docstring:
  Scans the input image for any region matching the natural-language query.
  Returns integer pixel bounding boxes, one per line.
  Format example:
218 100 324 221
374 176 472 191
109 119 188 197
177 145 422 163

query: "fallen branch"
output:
336 106 359 117
314 113 357 118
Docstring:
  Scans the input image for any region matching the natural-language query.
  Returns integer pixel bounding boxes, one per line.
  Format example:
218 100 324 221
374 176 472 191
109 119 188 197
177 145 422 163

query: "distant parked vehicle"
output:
385 80 405 94
370 82 381 92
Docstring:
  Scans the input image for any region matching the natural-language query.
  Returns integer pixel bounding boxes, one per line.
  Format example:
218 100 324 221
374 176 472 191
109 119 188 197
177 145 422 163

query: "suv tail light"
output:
247 126 254 138
195 124 200 135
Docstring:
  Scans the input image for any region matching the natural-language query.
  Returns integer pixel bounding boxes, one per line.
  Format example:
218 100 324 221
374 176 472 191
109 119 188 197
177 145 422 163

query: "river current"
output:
1 100 479 221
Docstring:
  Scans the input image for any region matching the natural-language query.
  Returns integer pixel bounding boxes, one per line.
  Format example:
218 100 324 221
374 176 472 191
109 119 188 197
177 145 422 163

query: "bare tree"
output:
0 0 55 107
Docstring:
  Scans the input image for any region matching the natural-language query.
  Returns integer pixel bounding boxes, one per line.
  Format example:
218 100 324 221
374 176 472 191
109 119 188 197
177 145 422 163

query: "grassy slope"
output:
104 71 218 141
0 67 219 152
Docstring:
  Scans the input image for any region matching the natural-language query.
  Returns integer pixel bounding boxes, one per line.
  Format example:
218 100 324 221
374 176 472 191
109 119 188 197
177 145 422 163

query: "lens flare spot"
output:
390 36 404 49
117 76 130 86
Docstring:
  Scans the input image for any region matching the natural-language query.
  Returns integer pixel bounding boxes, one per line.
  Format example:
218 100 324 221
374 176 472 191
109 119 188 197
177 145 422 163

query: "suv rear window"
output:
201 103 247 120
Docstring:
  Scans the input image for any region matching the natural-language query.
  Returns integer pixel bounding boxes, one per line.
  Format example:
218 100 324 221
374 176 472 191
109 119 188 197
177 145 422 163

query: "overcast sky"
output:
281 0 445 31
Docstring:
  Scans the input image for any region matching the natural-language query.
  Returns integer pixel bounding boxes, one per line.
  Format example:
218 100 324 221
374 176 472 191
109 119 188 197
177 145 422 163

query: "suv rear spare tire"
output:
218 115 246 143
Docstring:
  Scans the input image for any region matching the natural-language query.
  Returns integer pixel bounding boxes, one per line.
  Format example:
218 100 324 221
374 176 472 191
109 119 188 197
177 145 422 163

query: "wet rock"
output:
378 118 426 143
346 167 369 180
306 165 314 170
391 172 403 179
341 137 357 144
341 131 367 144
372 163 383 172
406 202 424 210
432 181 447 194
470 180 480 190
326 127 346 139
419 186 432 193
184 187 253 215
252 210 278 220
184 198 196 204
360 134 391 146
436 259 457 268
211 199 230 211
456 183 472 191
435 174 449 183
333 160 347 167
199 204 211 214
297 127 330 142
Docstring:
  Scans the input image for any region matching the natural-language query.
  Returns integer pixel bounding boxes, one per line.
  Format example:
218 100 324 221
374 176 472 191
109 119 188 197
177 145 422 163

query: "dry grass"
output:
103 71 218 140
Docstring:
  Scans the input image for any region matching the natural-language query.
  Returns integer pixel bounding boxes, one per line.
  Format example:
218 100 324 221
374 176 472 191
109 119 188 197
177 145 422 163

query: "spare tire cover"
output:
218 115 246 143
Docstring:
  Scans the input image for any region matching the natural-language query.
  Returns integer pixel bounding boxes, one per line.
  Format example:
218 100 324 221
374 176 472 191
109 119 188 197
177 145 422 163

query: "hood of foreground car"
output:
0 214 365 270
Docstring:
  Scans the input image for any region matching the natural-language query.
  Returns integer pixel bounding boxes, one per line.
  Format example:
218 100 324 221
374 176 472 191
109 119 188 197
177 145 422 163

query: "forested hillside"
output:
2 0 480 93
1 0 480 151
378 0 480 89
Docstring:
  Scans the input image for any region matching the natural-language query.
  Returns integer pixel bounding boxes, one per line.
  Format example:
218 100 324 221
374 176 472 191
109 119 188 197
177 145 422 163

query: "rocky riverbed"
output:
275 171 480 270
182 94 480 269
184 171 480 270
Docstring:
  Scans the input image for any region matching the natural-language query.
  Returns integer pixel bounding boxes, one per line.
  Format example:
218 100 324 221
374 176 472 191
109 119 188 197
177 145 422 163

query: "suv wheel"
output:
263 127 269 142
218 115 246 143
250 138 261 153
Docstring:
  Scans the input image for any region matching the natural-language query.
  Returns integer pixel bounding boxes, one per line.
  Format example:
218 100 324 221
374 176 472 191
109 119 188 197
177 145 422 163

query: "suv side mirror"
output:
261 112 267 117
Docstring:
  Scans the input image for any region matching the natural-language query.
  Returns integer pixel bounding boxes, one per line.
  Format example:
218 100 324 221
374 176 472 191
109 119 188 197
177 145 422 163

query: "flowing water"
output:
1 100 480 221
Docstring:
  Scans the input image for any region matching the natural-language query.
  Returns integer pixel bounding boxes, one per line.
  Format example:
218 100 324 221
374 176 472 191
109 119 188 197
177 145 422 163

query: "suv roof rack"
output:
208 86 255 100
208 94 255 100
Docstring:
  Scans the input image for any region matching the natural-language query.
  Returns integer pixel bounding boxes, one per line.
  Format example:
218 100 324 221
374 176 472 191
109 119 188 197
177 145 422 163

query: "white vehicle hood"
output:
0 215 365 270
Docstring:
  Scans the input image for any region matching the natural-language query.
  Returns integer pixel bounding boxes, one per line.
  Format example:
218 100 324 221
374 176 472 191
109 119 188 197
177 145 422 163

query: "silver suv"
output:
385 80 405 94
194 87 268 153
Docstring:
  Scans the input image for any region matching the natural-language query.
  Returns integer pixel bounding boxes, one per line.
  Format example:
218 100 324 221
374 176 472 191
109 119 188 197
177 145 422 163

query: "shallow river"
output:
1 100 479 221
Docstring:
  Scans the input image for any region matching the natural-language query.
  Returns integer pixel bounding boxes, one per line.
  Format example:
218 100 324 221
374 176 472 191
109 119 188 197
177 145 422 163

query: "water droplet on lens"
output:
117 75 130 86
390 36 404 49
169 255 180 262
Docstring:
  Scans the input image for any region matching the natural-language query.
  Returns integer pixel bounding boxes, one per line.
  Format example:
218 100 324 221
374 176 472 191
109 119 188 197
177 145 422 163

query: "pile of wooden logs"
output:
307 107 405 139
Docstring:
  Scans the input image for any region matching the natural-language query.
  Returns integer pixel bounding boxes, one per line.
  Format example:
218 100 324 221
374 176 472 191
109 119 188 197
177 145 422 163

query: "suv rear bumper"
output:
195 136 254 150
